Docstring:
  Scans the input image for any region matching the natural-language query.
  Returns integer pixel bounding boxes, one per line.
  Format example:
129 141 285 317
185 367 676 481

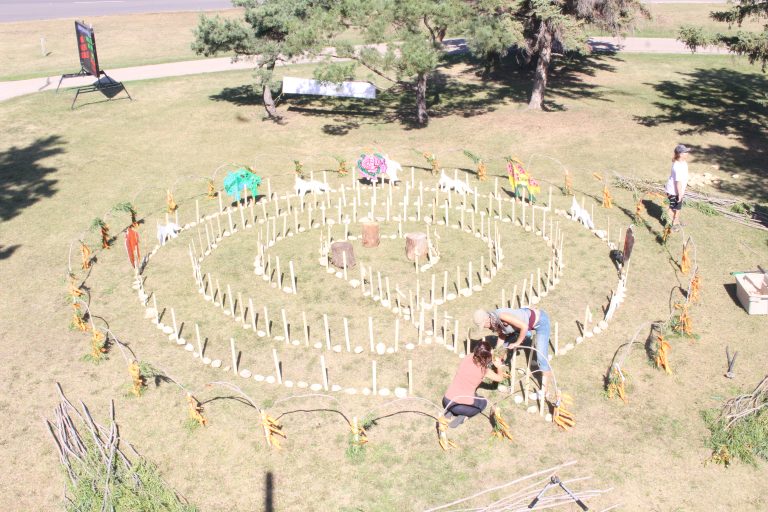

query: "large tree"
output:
325 0 469 126
468 0 646 110
192 0 339 119
679 0 768 70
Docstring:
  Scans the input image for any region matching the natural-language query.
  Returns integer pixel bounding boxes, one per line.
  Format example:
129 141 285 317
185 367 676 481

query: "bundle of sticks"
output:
612 173 768 231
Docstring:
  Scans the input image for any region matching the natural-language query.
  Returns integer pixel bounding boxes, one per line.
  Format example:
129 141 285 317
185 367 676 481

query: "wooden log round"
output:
330 241 356 269
405 232 428 261
362 222 381 248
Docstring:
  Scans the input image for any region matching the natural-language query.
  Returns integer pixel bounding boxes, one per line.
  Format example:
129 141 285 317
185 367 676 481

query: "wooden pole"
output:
324 314 331 350
281 308 289 343
320 355 328 391
230 338 238 375
343 317 351 352
272 348 282 384
249 298 256 330
289 260 296 294
195 323 203 358
263 305 271 336
302 311 309 347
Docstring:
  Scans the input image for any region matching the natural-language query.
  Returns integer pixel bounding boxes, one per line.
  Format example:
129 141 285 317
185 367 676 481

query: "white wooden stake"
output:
343 317 351 352
264 305 271 336
230 338 238 375
320 355 328 391
249 298 256 330
302 311 309 347
281 308 289 343
195 323 203 358
324 313 331 350
272 348 282 384
171 308 178 338
289 260 296 294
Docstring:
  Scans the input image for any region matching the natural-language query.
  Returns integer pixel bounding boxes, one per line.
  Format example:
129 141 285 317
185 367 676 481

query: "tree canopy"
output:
679 0 768 70
192 0 340 119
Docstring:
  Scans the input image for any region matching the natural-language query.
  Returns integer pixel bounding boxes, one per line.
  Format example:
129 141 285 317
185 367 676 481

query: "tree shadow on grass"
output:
0 135 64 223
635 68 768 202
452 48 623 111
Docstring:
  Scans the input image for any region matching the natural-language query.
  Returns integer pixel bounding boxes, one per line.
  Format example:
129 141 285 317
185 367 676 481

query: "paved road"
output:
0 0 233 22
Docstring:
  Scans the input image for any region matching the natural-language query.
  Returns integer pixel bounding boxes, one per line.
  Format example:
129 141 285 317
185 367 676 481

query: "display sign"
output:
74 21 99 77
282 77 376 99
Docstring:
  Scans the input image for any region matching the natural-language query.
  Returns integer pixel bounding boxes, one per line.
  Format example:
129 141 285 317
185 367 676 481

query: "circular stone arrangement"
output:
131 171 628 420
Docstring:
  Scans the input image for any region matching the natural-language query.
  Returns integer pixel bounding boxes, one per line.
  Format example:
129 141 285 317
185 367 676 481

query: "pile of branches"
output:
705 375 768 466
45 384 197 512
424 461 615 512
612 173 768 231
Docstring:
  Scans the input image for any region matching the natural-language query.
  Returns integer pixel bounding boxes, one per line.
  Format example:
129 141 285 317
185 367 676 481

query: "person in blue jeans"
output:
473 307 555 399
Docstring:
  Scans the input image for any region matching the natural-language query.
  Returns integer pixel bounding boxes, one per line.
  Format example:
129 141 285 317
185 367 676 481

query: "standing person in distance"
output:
665 144 691 231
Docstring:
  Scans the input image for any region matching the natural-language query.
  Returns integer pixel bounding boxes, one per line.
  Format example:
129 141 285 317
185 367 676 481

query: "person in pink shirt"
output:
442 340 507 428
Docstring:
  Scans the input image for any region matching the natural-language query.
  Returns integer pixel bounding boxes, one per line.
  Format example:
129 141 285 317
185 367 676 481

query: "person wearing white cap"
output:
665 144 691 231
473 307 554 397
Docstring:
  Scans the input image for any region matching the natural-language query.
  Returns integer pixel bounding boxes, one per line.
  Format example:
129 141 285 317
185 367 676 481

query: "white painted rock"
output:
211 360 222 368
592 326 602 335
378 388 391 397
257 330 266 337
335 271 343 279
575 336 584 344
514 395 524 404
405 343 415 350
386 347 394 354
354 346 364 354
585 331 594 338
202 357 211 365
345 388 357 395
394 387 408 398
333 345 342 353
240 369 252 379
265 376 276 384
375 342 386 355
185 343 194 351
331 384 342 392
565 342 575 351
314 342 324 349
176 338 186 346
545 413 553 422
291 339 301 346
283 380 293 388
362 388 371 396
310 383 323 391
163 326 174 335
349 279 360 288
598 320 608 329
254 374 265 381
423 337 432 345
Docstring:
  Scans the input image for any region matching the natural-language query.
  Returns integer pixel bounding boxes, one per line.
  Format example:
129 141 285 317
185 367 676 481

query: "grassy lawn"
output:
0 52 767 511
0 10 242 81
591 3 766 38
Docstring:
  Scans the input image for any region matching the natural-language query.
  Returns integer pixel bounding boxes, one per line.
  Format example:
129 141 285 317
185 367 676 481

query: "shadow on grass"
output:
0 135 64 223
0 244 20 260
208 49 622 132
635 68 768 202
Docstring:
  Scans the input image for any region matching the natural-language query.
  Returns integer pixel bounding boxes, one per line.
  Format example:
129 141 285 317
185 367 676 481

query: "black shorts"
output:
668 194 683 211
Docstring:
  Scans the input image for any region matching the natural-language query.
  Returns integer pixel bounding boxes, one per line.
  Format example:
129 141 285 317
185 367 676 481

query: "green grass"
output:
0 10 242 81
2 51 768 511
589 3 766 39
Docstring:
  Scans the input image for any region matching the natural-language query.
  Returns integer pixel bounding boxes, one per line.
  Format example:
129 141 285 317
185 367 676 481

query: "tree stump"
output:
405 232 428 261
362 222 380 248
330 241 356 269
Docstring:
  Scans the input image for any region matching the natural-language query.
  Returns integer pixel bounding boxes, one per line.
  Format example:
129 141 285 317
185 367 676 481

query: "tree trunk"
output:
415 72 429 126
330 241 356 269
405 232 428 261
262 83 279 119
528 26 553 111
362 222 381 248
